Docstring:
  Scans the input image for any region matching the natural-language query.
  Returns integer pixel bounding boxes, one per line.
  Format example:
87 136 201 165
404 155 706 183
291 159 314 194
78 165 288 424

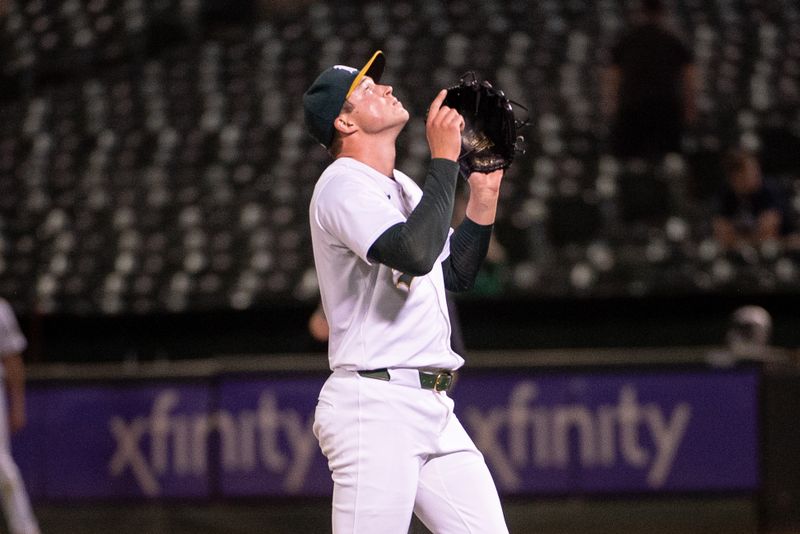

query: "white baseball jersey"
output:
309 157 464 372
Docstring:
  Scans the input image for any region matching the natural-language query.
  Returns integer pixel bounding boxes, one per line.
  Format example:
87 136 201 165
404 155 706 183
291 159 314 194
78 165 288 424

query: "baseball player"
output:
303 51 508 533
0 299 40 534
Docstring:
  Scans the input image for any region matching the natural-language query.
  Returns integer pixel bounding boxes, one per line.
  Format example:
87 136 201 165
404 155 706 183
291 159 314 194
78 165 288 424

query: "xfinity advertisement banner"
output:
15 383 213 498
12 369 758 499
216 377 331 496
454 371 758 493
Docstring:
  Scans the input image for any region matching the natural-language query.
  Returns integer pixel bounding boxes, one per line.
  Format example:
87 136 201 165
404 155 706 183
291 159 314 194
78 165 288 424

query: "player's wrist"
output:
430 152 459 163
465 200 497 225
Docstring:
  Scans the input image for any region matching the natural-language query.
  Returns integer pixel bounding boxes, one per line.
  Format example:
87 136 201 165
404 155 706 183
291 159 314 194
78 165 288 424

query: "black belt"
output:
358 368 454 392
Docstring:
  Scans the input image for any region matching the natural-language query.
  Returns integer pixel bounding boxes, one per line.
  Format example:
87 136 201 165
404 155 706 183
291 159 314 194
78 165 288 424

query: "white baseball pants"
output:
0 389 39 534
314 369 508 534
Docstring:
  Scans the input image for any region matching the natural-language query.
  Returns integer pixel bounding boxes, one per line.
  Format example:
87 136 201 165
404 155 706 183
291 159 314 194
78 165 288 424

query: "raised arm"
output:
441 169 504 291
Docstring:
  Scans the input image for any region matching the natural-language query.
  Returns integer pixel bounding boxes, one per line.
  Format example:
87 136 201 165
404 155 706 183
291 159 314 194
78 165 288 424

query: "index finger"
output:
427 89 448 122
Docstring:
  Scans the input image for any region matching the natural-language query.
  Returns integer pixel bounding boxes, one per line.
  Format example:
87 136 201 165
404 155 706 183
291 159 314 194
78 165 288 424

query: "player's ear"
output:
333 113 357 135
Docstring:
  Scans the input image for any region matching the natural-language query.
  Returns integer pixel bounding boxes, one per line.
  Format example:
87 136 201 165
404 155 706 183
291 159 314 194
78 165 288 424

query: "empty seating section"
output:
0 0 799 314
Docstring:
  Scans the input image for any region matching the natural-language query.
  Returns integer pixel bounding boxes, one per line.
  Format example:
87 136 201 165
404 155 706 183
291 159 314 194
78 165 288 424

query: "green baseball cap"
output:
303 50 386 148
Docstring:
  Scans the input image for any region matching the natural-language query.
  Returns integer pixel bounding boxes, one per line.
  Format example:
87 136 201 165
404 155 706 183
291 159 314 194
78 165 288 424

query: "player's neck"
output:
338 139 397 179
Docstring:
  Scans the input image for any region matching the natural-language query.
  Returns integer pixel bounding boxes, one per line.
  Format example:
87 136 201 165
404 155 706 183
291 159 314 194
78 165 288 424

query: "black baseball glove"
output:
443 72 527 179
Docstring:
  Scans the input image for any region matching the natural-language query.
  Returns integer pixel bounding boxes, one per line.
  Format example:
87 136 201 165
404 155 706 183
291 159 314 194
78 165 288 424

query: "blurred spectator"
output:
708 304 776 367
726 305 773 356
0 298 40 534
308 302 330 343
603 0 697 161
712 148 794 249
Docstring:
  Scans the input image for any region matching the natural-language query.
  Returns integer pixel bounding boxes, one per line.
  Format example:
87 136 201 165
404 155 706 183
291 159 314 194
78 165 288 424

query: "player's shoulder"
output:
315 158 386 198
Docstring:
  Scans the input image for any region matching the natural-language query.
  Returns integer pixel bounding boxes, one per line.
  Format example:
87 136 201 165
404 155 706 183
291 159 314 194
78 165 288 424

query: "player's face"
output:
344 77 409 134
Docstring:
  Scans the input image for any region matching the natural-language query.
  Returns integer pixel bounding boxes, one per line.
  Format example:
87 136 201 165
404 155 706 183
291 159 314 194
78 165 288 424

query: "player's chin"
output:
392 107 409 124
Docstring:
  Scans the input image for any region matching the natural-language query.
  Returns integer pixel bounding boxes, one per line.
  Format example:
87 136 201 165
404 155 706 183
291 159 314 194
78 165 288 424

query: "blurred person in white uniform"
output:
0 299 39 534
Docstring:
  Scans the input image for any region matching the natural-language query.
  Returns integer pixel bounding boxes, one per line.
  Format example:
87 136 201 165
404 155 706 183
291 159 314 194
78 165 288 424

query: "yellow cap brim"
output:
346 50 385 99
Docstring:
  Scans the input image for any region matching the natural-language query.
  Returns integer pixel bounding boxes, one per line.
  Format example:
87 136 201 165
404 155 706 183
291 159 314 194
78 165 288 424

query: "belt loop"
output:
357 369 390 381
